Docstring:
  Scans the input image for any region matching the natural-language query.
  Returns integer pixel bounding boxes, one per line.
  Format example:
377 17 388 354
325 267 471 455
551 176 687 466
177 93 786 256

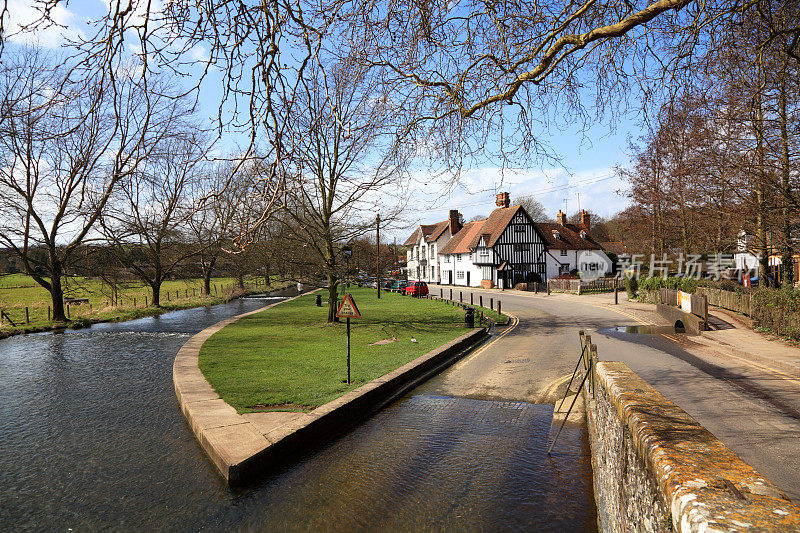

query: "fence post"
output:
498 300 501 316
48 306 51 321
133 297 136 307
490 297 493 311
547 281 551 295
480 295 483 307
66 304 70 318
470 293 473 305
614 279 619 305
450 288 452 300
25 307 29 324
459 291 462 303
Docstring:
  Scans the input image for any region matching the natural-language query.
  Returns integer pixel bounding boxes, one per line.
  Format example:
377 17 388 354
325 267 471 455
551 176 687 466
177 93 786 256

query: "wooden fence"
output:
547 278 619 295
695 287 752 316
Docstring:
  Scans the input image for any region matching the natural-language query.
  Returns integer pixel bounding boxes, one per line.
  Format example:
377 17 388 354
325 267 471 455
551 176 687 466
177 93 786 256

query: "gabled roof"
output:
439 219 486 254
479 206 523 247
403 220 450 246
536 222 603 251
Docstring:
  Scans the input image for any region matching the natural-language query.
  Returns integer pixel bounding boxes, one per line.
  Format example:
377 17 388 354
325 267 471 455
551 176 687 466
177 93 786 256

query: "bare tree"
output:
273 59 408 322
0 48 183 321
99 127 209 306
514 195 550 222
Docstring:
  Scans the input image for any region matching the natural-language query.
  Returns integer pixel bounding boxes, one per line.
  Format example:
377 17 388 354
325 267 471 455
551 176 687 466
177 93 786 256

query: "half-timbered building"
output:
439 193 547 288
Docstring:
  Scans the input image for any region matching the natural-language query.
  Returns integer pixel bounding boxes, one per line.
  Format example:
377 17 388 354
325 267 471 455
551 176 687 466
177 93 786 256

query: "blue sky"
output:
3 0 640 242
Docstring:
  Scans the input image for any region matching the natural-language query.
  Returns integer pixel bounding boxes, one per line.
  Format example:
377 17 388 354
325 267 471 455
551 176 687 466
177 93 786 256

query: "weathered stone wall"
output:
585 361 800 532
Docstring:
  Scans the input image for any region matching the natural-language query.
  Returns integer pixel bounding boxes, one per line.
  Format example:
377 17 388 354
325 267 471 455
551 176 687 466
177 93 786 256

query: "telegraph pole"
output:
376 213 381 299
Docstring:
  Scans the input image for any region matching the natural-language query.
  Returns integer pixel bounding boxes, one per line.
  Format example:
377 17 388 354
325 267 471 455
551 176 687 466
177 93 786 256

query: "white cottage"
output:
404 210 462 283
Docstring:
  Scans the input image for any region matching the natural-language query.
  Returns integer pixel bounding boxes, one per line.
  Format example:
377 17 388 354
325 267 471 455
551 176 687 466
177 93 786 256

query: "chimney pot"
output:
496 192 510 208
557 210 567 226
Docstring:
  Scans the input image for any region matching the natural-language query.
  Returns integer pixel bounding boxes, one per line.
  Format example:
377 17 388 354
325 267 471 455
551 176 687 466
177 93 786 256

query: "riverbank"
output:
199 288 500 412
0 275 291 339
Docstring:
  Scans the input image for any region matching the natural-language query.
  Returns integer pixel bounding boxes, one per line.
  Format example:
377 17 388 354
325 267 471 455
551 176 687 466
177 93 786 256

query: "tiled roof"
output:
599 241 627 255
536 222 603 251
439 219 486 254
480 206 522 247
440 205 527 254
403 220 450 246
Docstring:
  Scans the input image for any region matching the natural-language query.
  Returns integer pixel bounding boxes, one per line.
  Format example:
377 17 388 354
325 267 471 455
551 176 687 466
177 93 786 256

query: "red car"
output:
404 281 429 297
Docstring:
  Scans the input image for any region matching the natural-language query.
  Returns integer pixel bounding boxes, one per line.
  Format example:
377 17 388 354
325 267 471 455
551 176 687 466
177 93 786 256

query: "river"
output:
0 292 595 531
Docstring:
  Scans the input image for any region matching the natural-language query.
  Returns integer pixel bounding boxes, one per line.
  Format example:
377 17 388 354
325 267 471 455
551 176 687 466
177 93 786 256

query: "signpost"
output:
336 293 361 384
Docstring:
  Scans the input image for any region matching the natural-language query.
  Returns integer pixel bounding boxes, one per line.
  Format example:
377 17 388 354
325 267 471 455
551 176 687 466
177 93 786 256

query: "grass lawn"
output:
199 288 501 413
0 274 282 334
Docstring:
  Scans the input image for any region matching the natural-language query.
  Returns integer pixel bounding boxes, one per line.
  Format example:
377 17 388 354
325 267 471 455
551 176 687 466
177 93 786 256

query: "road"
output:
426 284 800 503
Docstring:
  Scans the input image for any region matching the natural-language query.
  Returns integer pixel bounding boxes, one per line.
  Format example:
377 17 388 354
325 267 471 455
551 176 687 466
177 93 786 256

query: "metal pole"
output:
614 279 619 305
347 317 351 384
548 368 590 455
376 214 381 299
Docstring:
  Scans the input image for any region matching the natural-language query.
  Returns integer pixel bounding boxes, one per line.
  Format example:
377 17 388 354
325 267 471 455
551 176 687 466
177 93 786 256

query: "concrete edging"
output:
587 361 800 532
173 294 488 485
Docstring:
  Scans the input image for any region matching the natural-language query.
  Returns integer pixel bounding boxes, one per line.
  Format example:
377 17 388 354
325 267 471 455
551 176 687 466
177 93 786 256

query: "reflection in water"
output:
0 292 595 532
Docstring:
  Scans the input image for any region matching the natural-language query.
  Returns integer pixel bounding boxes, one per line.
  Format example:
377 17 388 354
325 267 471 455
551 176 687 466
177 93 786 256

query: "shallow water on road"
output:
0 290 596 532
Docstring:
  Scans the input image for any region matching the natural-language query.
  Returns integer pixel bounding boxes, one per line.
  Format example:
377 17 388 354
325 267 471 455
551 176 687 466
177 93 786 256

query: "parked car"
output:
392 280 409 292
404 281 429 297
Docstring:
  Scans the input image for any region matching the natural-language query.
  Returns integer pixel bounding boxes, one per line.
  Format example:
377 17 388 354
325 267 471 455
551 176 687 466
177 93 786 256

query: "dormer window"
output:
580 230 587 239
553 230 561 240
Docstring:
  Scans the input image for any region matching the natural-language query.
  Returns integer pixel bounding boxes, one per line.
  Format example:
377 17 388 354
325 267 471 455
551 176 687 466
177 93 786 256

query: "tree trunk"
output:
754 70 770 287
237 272 244 289
779 59 793 287
151 273 162 307
327 274 339 323
50 268 66 322
203 257 216 296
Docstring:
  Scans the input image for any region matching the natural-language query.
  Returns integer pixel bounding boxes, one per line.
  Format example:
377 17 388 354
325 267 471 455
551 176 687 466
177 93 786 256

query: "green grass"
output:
0 274 283 334
199 288 496 413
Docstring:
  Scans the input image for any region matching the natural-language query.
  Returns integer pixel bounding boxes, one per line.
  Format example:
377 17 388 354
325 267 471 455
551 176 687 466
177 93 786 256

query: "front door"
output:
466 272 471 286
448 271 453 285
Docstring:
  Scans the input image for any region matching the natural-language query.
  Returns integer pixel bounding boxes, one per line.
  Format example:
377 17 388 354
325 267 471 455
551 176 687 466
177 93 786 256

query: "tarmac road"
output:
425 285 800 503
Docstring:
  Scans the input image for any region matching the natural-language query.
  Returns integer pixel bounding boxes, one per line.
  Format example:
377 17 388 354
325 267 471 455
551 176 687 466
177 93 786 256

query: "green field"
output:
0 273 278 334
199 288 501 412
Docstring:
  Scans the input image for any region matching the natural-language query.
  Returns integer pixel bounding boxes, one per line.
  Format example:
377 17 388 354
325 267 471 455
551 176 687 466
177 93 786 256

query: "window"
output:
482 266 491 279
559 263 570 275
456 271 464 279
560 249 567 256
458 254 462 261
421 247 426 260
444 255 450 263
514 225 525 233
430 266 435 279
513 244 530 252
430 244 435 257
478 248 489 260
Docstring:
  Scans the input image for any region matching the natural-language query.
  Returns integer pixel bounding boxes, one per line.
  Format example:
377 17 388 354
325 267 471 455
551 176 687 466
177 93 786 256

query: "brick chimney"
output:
496 192 510 208
449 209 462 235
580 209 590 230
557 209 567 226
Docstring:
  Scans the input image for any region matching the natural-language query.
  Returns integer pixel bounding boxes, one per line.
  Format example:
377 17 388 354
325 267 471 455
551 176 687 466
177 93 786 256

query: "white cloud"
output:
5 0 82 48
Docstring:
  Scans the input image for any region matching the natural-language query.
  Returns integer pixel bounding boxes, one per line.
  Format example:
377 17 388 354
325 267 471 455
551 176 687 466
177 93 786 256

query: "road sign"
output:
336 293 361 318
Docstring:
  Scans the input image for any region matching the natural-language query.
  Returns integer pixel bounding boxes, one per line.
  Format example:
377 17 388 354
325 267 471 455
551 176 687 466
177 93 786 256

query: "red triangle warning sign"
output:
336 293 361 318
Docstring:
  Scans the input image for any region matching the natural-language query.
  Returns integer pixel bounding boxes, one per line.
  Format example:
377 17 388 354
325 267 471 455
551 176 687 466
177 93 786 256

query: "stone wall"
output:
585 361 800 532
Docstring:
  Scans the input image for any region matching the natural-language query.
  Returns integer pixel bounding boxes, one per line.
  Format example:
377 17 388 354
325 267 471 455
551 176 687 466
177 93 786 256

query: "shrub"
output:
624 276 638 299
750 286 800 342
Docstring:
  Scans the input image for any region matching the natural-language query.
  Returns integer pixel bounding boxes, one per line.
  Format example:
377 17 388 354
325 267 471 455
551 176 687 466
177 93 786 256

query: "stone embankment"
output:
174 294 488 485
585 361 800 532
